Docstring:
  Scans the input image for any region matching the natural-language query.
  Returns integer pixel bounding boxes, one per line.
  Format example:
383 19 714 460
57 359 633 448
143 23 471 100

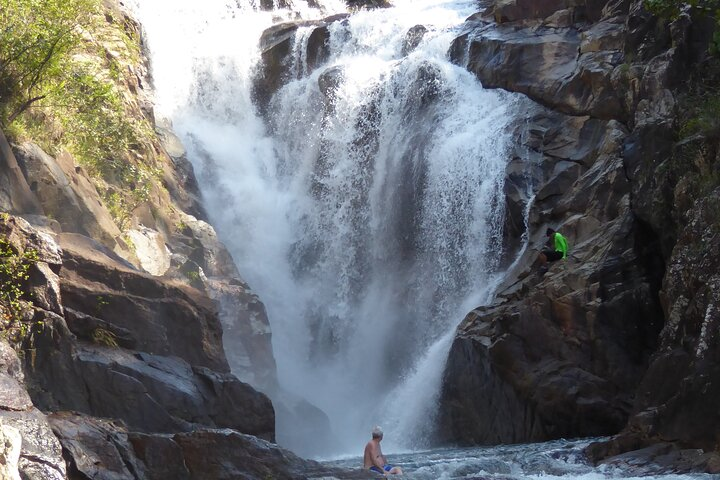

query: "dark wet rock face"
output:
253 15 349 114
439 0 720 465
402 25 428 56
49 412 368 480
453 23 626 121
438 114 663 443
0 214 292 478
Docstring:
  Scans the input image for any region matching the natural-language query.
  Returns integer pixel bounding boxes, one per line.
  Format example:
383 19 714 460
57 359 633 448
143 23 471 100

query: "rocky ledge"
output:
0 206 373 479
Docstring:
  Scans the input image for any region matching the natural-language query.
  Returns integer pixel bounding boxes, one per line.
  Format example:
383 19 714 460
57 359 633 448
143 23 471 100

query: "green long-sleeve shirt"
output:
553 232 569 259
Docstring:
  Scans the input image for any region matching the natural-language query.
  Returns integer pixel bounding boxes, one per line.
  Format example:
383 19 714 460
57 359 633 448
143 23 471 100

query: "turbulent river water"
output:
322 438 717 479
131 0 714 475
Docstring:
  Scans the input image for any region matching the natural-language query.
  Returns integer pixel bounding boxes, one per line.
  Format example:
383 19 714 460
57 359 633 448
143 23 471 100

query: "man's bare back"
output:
363 426 403 475
364 438 384 469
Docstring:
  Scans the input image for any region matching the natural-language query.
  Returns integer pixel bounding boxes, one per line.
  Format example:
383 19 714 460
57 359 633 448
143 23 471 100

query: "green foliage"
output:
91 327 119 347
95 295 110 313
1 0 157 226
0 233 39 341
0 0 99 123
644 0 720 53
677 59 720 141
185 270 201 282
58 63 150 178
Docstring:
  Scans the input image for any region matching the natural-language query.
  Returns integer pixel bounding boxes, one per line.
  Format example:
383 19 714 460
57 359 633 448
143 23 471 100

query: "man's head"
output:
546 227 555 237
372 425 383 440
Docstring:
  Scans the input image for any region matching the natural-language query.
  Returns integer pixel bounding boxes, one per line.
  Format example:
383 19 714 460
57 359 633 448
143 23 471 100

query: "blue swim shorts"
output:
369 465 394 473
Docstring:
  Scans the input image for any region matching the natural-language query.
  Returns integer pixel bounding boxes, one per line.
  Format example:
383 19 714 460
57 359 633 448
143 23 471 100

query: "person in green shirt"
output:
539 227 569 274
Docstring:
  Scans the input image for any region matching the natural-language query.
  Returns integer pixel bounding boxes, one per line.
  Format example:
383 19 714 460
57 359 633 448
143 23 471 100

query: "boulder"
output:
13 143 129 256
50 412 367 480
318 65 345 100
453 22 627 120
253 15 349 114
204 277 277 391
57 232 228 371
346 0 391 8
169 429 345 480
49 413 146 480
402 25 428 56
0 129 42 215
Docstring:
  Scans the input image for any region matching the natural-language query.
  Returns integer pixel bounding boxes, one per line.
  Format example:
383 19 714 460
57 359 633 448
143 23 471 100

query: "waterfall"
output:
133 0 522 458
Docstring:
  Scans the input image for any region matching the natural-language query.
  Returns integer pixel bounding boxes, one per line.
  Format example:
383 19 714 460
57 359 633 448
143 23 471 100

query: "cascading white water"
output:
133 0 522 458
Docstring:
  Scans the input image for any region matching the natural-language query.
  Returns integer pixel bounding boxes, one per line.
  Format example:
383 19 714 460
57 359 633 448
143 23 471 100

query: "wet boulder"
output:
318 65 345 99
402 25 428 56
253 15 349 115
452 21 627 121
0 340 66 480
0 130 42 215
346 0 391 9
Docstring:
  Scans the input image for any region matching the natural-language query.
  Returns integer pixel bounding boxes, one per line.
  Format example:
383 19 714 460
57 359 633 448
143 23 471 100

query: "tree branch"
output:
7 95 47 124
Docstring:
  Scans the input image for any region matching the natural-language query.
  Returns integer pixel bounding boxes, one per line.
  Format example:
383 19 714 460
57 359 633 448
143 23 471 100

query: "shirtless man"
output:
363 426 403 475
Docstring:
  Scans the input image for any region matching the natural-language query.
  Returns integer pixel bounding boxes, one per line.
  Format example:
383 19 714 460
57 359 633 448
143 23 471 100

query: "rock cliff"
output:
436 0 720 472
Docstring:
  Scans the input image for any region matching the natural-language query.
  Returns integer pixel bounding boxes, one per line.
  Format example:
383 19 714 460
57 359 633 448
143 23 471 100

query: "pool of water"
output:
320 438 717 479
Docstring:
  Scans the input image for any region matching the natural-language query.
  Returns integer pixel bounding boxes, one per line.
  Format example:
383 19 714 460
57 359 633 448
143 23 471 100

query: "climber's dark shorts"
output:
543 250 563 262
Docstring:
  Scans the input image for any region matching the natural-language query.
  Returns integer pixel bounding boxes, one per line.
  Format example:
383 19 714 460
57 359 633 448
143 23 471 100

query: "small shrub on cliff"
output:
644 0 720 53
670 58 720 197
91 327 119 347
0 236 38 341
679 60 720 140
